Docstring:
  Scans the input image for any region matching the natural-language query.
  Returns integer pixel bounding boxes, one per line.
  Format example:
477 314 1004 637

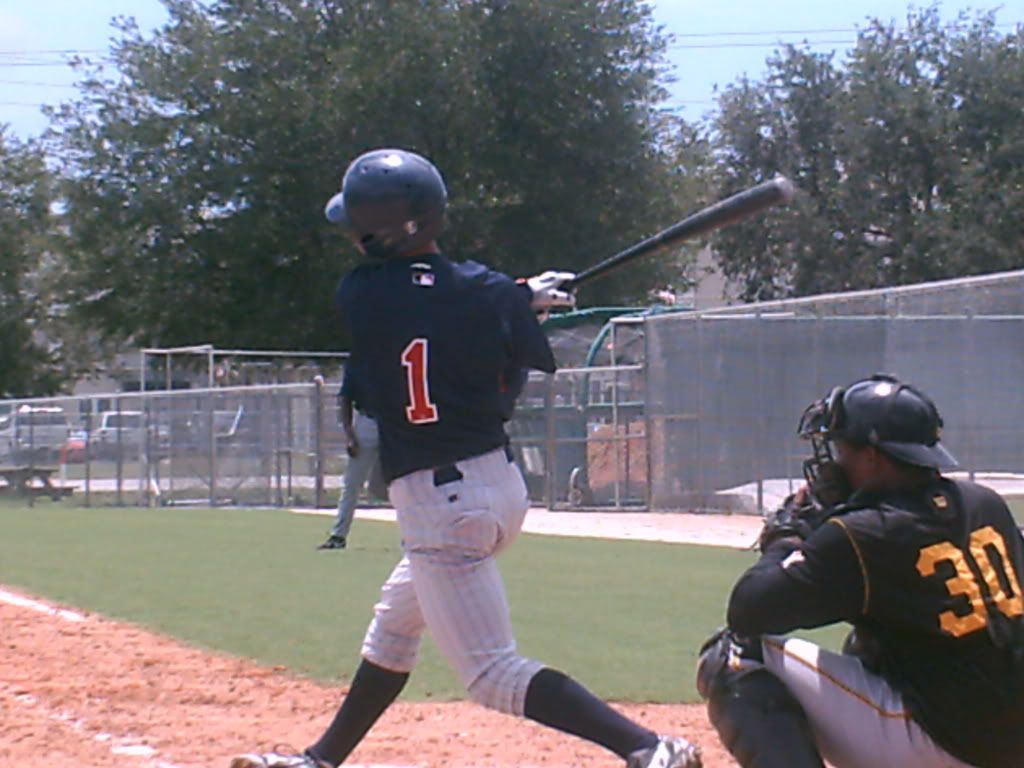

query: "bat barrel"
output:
564 176 794 290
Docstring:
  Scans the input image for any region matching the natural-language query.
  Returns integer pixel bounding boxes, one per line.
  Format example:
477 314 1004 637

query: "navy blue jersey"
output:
335 254 555 482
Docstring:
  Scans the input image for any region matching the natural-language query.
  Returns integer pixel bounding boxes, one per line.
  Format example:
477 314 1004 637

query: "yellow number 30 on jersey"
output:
917 526 1024 637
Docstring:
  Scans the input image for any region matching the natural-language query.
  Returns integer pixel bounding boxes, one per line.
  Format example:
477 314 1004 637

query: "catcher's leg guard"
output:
697 629 824 768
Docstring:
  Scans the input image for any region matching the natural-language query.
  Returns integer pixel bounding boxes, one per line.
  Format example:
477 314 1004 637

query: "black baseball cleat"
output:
317 534 347 550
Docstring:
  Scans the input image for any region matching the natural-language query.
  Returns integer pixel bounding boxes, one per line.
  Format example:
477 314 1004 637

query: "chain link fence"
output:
508 364 647 509
5 271 1020 513
0 366 648 510
645 270 1024 513
0 383 344 507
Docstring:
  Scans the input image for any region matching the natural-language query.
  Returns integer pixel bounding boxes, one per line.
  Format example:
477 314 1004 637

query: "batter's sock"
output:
307 659 410 766
524 668 659 758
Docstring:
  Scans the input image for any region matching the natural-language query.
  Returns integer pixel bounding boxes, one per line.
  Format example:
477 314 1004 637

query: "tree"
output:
711 8 1024 301
938 17 1024 276
0 129 64 397
48 0 690 352
711 50 853 301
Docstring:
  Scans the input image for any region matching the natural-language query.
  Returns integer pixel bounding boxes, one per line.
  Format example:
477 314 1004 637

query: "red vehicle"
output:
59 431 88 464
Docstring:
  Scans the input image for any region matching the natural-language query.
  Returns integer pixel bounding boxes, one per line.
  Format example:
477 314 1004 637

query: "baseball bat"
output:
563 176 795 290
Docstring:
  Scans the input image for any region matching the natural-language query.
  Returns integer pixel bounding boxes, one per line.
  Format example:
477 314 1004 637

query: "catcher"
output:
697 373 1024 768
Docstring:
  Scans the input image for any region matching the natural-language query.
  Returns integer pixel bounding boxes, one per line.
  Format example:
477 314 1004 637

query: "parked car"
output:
60 430 88 463
92 410 170 458
0 406 72 462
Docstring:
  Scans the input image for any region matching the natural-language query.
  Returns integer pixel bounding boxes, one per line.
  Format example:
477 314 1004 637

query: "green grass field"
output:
0 499 848 702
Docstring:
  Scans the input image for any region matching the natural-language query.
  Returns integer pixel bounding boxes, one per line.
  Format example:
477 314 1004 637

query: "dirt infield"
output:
0 589 734 768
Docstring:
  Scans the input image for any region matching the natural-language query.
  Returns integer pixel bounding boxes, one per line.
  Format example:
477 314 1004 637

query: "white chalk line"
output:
12 684 414 768
4 685 185 768
1 587 183 767
0 586 86 621
0 586 417 768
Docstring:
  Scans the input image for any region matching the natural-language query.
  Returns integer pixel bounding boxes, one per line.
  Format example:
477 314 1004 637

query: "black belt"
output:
432 444 514 487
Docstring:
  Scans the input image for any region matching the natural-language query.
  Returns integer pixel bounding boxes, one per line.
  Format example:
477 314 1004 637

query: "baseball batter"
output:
697 374 1024 768
231 149 701 768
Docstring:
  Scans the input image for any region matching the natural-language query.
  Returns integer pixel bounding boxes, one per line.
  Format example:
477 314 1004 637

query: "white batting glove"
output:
526 270 576 313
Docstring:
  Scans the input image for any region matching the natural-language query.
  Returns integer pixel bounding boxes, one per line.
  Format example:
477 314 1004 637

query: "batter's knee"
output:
697 629 824 768
466 652 544 715
361 622 422 674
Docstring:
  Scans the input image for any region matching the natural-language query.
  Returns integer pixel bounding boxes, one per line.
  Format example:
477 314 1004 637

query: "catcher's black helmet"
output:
798 373 958 470
325 148 447 259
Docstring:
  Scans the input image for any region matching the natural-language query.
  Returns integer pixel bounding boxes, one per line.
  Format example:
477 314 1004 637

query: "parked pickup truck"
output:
0 406 72 462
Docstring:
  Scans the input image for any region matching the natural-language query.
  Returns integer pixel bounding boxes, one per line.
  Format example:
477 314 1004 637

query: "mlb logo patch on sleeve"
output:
411 263 435 287
412 272 435 287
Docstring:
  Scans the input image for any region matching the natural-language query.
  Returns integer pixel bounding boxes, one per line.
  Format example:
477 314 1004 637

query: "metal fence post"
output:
611 372 622 510
167 393 175 504
264 389 273 506
115 396 124 506
965 309 978 481
755 312 765 515
643 320 653 512
273 389 284 506
314 378 325 509
143 399 159 507
695 315 705 509
84 408 92 507
286 394 294 502
138 399 149 506
208 392 217 507
610 323 622 510
544 374 555 509
27 404 35 508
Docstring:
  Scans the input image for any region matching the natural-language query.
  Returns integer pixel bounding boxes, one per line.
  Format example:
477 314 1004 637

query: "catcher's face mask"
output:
797 387 853 507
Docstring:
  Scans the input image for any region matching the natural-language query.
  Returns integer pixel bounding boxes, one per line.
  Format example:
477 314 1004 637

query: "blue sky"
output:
1 0 1022 139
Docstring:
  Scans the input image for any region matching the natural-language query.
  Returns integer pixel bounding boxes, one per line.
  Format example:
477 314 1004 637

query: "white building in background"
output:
655 246 737 312
684 246 737 311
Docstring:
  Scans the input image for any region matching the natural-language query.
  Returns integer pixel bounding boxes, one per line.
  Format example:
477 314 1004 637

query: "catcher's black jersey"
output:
729 477 1024 768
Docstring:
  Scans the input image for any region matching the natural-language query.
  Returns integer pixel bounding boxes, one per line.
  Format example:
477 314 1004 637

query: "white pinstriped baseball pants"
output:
361 447 543 715
761 637 975 768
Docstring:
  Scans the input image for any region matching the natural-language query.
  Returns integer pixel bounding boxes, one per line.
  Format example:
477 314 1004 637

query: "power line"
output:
671 39 854 50
0 62 112 71
670 22 1019 39
674 27 854 38
0 48 105 55
0 22 1014 62
0 20 1015 59
0 80 79 88
0 51 111 70
0 62 89 68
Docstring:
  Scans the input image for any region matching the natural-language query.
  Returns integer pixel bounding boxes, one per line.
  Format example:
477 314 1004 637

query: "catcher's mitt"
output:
756 490 833 552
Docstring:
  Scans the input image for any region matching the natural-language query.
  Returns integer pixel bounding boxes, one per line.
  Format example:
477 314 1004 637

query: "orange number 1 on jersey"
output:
401 338 439 424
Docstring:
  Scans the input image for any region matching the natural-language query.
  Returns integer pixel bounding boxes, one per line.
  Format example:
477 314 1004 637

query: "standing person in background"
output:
318 383 379 551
